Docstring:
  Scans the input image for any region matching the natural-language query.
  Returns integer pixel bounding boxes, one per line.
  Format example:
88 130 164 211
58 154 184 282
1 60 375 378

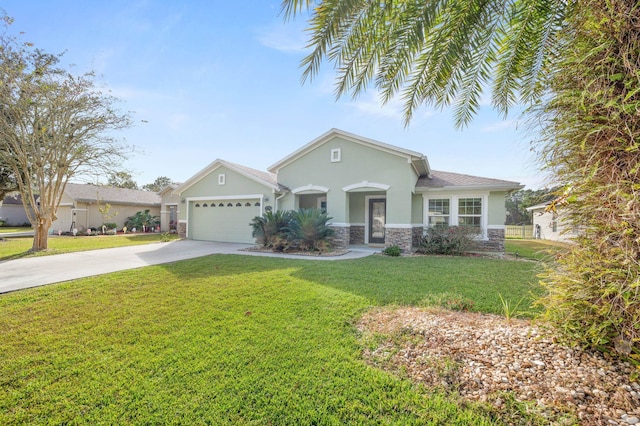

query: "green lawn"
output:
0 227 31 234
0 233 180 261
0 254 542 425
505 239 570 261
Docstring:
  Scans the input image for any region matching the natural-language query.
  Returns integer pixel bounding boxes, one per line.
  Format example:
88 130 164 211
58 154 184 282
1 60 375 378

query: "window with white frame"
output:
330 148 341 162
218 173 226 185
458 197 482 228
427 199 450 227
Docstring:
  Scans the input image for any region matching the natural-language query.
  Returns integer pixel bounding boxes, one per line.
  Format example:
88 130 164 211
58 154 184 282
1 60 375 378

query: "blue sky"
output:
5 0 547 189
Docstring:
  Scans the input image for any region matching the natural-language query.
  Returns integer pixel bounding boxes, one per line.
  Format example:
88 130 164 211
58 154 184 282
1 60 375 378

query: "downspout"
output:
274 190 287 212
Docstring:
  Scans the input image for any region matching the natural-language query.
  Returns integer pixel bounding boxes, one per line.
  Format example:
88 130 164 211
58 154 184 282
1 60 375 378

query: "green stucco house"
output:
173 129 522 252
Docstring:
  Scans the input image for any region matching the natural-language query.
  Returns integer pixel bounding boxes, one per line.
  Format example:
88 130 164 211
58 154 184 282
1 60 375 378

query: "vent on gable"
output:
218 173 226 185
331 148 341 163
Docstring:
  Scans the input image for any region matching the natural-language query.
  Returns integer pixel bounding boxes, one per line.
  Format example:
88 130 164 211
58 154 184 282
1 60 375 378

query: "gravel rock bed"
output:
241 246 349 257
358 307 640 425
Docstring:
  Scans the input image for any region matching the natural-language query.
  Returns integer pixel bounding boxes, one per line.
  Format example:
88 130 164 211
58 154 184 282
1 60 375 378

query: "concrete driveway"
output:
0 240 377 293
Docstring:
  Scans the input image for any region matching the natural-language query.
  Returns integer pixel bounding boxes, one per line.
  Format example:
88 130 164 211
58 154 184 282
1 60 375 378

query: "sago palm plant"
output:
285 208 334 252
250 210 294 250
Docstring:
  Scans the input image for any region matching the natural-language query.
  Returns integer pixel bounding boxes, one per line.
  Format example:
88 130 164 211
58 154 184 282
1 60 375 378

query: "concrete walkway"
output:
0 240 378 293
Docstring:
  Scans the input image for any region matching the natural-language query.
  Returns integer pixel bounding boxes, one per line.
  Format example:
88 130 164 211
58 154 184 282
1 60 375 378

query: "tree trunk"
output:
31 217 52 251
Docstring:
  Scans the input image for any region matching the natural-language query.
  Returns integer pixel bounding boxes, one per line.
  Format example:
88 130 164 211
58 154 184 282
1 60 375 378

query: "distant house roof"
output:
526 202 551 212
63 183 160 206
416 170 523 191
1 193 24 205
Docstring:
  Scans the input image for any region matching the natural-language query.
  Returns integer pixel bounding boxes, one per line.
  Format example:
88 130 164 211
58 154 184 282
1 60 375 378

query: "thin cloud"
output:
256 21 308 53
348 93 434 121
480 119 516 133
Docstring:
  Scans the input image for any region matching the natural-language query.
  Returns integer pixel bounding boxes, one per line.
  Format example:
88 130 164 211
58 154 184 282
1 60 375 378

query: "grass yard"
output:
505 239 570 262
0 233 180 261
0 254 541 425
0 227 31 234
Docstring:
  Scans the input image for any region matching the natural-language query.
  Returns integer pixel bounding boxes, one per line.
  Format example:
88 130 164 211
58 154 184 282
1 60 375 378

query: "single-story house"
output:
173 129 522 252
50 183 161 233
526 203 577 243
0 193 31 226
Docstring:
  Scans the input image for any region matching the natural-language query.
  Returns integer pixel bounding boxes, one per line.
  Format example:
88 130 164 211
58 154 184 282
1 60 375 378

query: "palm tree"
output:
282 0 640 357
281 0 569 127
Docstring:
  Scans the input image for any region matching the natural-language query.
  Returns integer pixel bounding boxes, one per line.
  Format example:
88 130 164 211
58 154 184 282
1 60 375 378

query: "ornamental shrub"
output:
250 210 294 251
383 245 401 257
417 226 478 255
284 208 334 252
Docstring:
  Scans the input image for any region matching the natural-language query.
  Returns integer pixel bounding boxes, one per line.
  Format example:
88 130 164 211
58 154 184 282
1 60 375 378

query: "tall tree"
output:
535 0 640 356
283 0 640 357
0 161 18 200
0 19 131 250
142 176 174 192
107 171 139 190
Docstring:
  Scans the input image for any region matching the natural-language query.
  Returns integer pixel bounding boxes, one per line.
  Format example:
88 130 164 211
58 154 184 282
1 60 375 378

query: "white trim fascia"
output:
291 184 330 194
178 220 187 223
385 224 413 229
59 202 74 207
186 194 264 202
416 184 524 192
487 224 506 230
165 203 178 206
526 203 550 212
350 222 366 227
268 128 427 173
343 181 390 192
412 223 424 227
329 222 350 227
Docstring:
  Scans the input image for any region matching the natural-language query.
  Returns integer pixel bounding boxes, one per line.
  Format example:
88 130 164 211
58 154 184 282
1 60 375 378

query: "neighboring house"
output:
174 129 522 252
159 184 181 232
0 193 31 226
49 183 161 233
526 203 577 243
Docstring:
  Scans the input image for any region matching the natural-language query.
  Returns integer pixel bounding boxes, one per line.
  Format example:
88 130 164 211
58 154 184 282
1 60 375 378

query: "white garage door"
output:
190 198 261 243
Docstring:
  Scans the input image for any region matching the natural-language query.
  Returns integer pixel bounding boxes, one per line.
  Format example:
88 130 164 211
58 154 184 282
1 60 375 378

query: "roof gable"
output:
416 170 523 191
268 128 431 177
174 159 284 195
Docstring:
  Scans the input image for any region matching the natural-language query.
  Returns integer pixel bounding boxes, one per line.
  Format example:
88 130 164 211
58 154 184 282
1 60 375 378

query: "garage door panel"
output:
190 199 260 243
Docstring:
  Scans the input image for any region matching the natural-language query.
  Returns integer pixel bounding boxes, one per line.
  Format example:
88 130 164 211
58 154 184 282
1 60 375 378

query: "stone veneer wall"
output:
412 226 424 248
178 221 187 239
329 225 350 249
475 228 505 252
385 227 412 252
350 225 365 245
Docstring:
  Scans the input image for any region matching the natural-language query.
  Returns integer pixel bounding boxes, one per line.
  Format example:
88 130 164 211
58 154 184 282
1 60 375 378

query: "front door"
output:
368 198 386 244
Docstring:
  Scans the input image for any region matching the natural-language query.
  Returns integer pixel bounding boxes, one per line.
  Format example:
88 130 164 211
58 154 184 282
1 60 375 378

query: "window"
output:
427 199 450 227
218 174 226 185
458 198 482 228
331 148 341 163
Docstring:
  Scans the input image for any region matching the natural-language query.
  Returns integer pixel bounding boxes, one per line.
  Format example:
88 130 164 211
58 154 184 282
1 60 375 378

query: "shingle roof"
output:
224 161 288 191
64 183 161 206
1 193 24 205
416 170 522 190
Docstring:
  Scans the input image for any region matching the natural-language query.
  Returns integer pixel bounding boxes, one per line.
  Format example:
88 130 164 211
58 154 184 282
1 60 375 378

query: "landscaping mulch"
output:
359 307 640 425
